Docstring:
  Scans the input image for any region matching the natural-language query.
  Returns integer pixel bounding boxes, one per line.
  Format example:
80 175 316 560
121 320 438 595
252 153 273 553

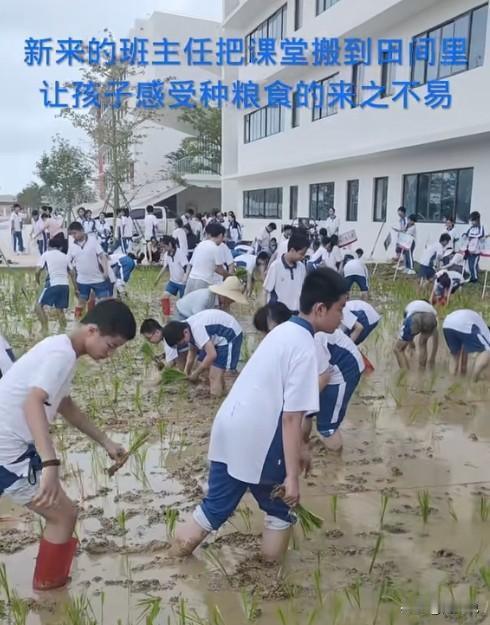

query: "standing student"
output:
341 300 381 345
442 216 458 249
0 300 136 590
144 205 160 263
190 213 204 242
162 309 243 397
35 236 75 333
255 222 277 255
325 207 340 238
96 213 112 253
154 235 189 305
31 211 49 255
121 209 133 254
0 334 15 379
227 212 242 246
443 309 490 381
418 233 452 285
394 300 438 369
170 268 350 561
403 214 417 274
44 208 64 243
173 218 189 258
343 249 369 299
393 206 407 262
185 223 227 295
68 222 112 318
83 210 96 237
264 233 309 313
10 204 24 254
462 211 486 282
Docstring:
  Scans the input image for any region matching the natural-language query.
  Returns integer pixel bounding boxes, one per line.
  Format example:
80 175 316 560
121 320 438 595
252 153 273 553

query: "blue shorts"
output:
345 275 368 292
197 334 243 370
418 265 435 280
443 327 490 355
400 315 416 342
347 311 378 345
39 285 69 310
312 373 361 437
165 280 186 298
200 421 292 530
77 281 113 301
0 444 42 500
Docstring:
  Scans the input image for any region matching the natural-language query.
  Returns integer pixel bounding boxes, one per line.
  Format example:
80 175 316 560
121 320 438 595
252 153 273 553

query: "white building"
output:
222 0 490 258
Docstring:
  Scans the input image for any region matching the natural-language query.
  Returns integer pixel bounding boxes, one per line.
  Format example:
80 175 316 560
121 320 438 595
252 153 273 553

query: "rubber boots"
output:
33 537 78 590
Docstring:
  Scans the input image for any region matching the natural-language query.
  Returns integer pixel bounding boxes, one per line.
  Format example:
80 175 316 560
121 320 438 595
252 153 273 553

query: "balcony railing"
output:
172 155 221 177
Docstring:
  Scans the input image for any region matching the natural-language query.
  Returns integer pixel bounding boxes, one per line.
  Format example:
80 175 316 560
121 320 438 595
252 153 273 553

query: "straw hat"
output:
209 276 248 305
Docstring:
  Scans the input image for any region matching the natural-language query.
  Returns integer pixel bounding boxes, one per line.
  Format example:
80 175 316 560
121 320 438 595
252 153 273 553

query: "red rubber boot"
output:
74 306 84 320
33 537 78 590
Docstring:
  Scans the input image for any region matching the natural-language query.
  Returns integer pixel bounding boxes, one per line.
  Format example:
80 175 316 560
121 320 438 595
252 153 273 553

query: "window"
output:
346 180 359 221
294 0 303 30
410 4 488 84
246 5 287 63
243 188 283 219
291 91 300 128
352 63 365 107
316 0 341 16
380 52 396 97
290 186 298 219
310 182 335 221
373 177 388 222
244 106 284 143
312 73 339 121
402 168 473 223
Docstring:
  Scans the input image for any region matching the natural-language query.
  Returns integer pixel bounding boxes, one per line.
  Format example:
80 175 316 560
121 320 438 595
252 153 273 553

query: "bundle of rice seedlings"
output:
160 368 187 385
271 485 324 538
107 431 151 477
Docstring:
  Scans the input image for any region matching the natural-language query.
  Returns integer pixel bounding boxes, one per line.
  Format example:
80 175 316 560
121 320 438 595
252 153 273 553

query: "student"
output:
418 233 452 285
462 211 486 282
185 223 227 295
184 223 198 259
83 210 96 237
96 212 112 253
341 299 381 345
442 216 458 249
343 249 369 298
109 252 140 297
255 222 277 254
173 218 189 258
325 207 340 238
394 300 438 369
443 309 490 381
190 213 204 243
306 329 364 452
35 236 75 333
0 300 136 590
393 206 407 262
270 225 294 262
253 302 292 334
431 254 467 305
0 334 15 379
121 209 133 254
144 206 160 262
227 212 242 246
264 233 309 313
214 241 235 283
162 309 243 396
30 210 47 255
68 222 112 318
234 251 269 296
154 235 189 304
308 237 342 273
148 237 161 264
10 204 24 254
403 214 417 274
170 268 350 560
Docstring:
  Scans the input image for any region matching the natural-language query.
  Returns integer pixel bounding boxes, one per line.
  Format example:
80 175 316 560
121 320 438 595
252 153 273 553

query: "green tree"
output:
16 182 43 211
36 136 95 219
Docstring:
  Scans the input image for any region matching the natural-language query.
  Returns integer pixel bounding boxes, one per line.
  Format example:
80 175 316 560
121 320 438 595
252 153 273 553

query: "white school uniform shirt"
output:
83 219 96 236
33 218 46 241
346 300 381 324
443 310 490 343
420 242 444 268
0 335 76 474
263 255 306 312
404 300 437 318
190 218 203 240
464 225 486 254
122 216 133 238
45 216 63 239
315 330 364 384
0 335 14 378
187 309 242 350
325 216 340 238
10 213 22 232
406 224 416 242
37 249 70 287
234 244 254 255
435 268 464 291
310 247 341 271
229 223 242 243
173 227 188 257
188 240 222 285
208 317 319 484
343 258 368 279
162 249 188 285
96 220 111 241
69 237 106 284
175 288 216 320
256 228 272 252
144 214 159 240
442 227 458 248
234 253 257 275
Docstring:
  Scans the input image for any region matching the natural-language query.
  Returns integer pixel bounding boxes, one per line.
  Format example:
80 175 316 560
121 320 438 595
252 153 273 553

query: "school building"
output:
221 0 490 258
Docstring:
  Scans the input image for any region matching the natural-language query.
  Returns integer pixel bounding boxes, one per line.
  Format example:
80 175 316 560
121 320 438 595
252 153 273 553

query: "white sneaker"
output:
405 269 416 275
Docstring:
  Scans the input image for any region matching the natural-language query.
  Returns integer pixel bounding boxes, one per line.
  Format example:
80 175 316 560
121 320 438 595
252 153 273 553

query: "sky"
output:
0 0 222 197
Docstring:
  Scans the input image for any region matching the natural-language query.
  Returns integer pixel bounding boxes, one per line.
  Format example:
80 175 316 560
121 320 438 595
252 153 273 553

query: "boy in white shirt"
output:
0 300 135 590
96 212 112 253
162 309 243 397
185 223 227 295
308 236 343 273
443 309 490 380
418 233 451 286
35 236 76 333
154 236 189 314
10 204 24 254
0 334 15 379
264 232 309 313
172 217 189 258
31 210 49 255
170 268 350 561
144 205 160 263
343 249 369 299
234 251 270 296
341 300 381 345
402 214 417 274
394 300 438 369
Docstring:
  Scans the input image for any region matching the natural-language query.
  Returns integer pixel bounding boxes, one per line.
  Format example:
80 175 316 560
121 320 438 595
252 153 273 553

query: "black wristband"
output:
41 459 61 468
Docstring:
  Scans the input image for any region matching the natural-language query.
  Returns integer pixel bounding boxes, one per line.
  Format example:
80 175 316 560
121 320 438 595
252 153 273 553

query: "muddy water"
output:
1 268 490 624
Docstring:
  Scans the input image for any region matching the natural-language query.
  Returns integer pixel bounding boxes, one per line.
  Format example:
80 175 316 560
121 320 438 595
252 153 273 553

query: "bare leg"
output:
460 351 469 375
35 304 49 334
360 291 368 302
321 429 343 452
261 527 292 562
418 334 429 368
473 351 490 381
449 352 460 375
28 489 78 544
56 310 67 331
171 517 209 556
428 329 438 367
209 367 225 397
394 341 410 369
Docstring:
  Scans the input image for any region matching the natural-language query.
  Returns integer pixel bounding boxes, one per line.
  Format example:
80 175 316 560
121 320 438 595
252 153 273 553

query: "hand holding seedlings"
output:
271 485 324 538
107 432 150 477
103 440 127 462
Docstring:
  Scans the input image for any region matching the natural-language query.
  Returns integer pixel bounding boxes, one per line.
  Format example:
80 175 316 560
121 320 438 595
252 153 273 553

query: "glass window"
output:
411 33 427 84
441 170 457 220
428 172 442 221
453 14 471 73
292 91 300 128
380 52 396 97
439 22 455 78
316 0 341 16
312 73 339 121
426 27 441 82
346 180 359 221
244 106 284 143
247 5 287 63
290 186 298 219
417 173 430 220
243 188 283 219
373 177 388 222
352 63 365 107
456 169 473 223
470 4 488 69
310 183 335 221
295 0 303 30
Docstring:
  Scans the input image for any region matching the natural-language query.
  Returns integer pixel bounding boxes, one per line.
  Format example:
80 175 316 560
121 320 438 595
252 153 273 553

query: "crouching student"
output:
0 300 136 590
162 309 243 397
394 300 438 369
234 251 269 296
170 268 350 561
109 252 142 297
343 249 369 299
443 309 490 381
305 330 364 452
0 333 15 378
418 233 451 286
341 300 381 345
431 262 466 306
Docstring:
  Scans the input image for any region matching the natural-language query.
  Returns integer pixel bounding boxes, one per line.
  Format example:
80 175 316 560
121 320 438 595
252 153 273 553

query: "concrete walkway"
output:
0 222 39 268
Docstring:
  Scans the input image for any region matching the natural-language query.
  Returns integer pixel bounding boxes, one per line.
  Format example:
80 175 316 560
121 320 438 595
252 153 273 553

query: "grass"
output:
236 504 253 532
344 578 362 609
136 595 162 625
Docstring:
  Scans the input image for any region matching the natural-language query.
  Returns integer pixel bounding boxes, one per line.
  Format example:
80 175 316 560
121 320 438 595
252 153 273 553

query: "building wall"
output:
176 187 222 217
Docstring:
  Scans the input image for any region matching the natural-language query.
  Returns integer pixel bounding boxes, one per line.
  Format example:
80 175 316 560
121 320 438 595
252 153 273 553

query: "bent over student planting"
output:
0 300 136 591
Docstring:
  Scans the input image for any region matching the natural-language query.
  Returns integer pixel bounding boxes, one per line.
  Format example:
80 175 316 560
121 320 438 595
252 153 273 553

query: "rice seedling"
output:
65 594 96 625
140 342 156 372
313 553 324 607
241 334 251 364
331 591 343 625
160 368 187 385
306 608 319 625
240 591 260 622
368 533 384 574
379 494 390 528
417 490 431 523
0 563 11 602
203 546 231 584
465 546 483 576
468 585 478 607
107 431 151 477
9 593 30 625
133 381 143 416
236 504 253 532
209 605 225 625
480 496 490 521
447 498 458 522
116 510 128 533
344 578 362 609
136 595 162 625
98 592 105 625
157 419 167 443
271 485 324 537
112 376 121 404
480 565 490 589
331 494 338 523
163 506 180 538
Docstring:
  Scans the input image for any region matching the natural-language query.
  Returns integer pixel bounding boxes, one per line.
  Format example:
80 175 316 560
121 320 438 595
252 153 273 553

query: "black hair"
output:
140 318 162 335
439 233 451 244
355 248 364 257
319 228 327 237
41 213 49 219
175 217 183 228
321 236 330 247
32 210 39 218
81 300 136 340
49 235 66 251
146 205 154 214
330 234 339 246
123 208 130 217
287 232 309 252
205 222 226 238
162 321 189 347
283 224 293 233
127 252 138 261
408 214 417 222
253 302 292 334
188 208 195 216
343 254 355 265
445 216 455 223
68 221 84 232
398 206 406 214
470 211 481 222
267 222 277 231
256 251 270 263
161 235 177 249
300 268 349 314
436 273 451 289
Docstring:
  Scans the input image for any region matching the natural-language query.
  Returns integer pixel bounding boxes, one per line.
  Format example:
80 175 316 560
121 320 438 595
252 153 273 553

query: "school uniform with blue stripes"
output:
187 309 243 370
